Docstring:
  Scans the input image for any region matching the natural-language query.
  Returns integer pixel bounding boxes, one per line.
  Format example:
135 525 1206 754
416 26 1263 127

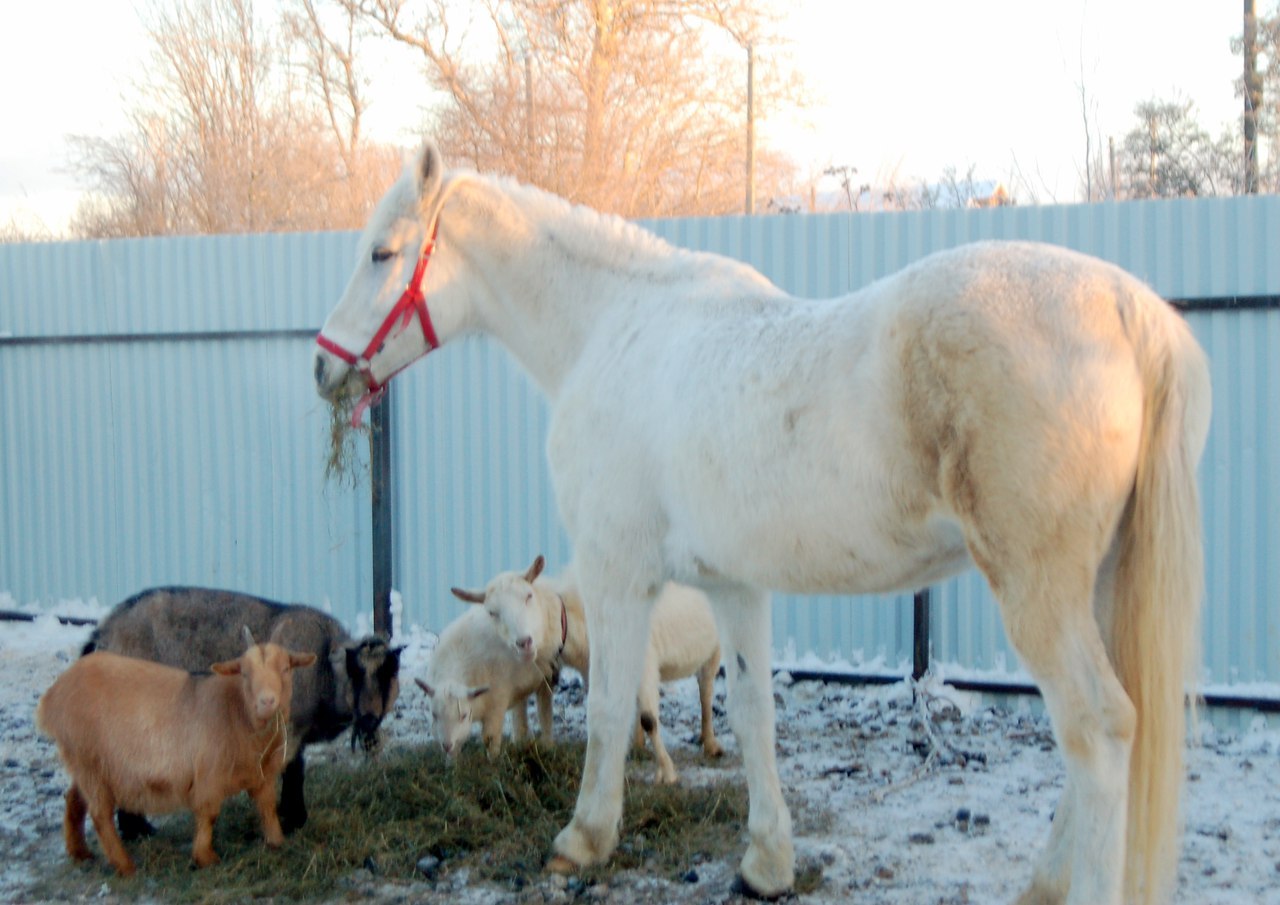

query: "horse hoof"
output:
731 873 790 901
546 855 579 875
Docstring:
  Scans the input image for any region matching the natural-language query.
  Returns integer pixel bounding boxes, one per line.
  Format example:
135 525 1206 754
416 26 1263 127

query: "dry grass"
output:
30 741 750 903
323 380 369 487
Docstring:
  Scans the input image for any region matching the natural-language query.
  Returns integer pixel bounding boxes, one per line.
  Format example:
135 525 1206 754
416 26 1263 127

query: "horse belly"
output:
668 479 971 597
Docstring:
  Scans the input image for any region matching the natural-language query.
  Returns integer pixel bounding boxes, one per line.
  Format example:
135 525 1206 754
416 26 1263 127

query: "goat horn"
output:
242 625 257 649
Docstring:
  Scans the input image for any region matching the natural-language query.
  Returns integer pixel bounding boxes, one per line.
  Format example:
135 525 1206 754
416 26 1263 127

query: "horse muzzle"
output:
351 714 385 754
313 348 350 401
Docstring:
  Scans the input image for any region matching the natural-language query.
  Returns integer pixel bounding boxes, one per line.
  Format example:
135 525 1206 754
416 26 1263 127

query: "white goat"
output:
452 556 723 783
415 604 556 756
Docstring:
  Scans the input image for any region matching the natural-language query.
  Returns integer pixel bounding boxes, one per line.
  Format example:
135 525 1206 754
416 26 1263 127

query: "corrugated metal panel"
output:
0 232 358 338
388 340 572 634
0 236 370 621
3 197 1280 689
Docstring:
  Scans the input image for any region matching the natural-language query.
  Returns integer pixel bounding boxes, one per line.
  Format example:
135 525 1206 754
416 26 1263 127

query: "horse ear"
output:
451 587 486 605
525 555 546 583
416 142 444 209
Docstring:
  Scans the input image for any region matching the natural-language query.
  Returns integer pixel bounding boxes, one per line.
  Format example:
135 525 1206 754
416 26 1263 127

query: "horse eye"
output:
371 246 394 263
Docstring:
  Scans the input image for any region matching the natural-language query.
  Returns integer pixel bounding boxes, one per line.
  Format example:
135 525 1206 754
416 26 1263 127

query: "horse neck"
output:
454 182 685 399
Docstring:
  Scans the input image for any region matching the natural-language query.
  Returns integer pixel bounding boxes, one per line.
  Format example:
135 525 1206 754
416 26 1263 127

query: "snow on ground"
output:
3 593 1280 904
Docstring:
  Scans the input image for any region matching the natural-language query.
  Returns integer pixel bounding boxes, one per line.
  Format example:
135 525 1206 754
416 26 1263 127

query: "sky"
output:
0 0 1250 234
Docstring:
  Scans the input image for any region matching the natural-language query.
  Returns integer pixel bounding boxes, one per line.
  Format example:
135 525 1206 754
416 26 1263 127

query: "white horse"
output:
314 142 1211 905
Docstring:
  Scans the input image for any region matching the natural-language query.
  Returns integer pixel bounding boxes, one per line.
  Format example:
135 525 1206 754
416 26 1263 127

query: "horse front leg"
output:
549 581 653 872
710 586 794 898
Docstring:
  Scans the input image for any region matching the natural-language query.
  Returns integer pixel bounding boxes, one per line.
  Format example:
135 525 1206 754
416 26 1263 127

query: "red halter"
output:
316 224 441 406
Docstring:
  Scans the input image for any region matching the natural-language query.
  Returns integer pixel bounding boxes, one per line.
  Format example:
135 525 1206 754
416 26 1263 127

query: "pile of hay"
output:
32 742 749 903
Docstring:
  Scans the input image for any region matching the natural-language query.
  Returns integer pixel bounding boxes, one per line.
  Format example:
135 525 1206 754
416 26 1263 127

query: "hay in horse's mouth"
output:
324 379 369 487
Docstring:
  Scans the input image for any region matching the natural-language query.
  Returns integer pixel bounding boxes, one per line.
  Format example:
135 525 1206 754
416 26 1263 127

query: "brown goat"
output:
35 632 316 876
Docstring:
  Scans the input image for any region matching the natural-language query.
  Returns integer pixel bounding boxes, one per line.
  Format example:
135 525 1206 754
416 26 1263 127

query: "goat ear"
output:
289 651 318 669
467 685 490 700
451 587 486 604
525 554 546 583
415 678 434 697
211 659 242 676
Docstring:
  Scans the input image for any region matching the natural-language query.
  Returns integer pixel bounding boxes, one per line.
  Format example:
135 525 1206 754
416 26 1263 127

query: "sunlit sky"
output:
0 0 1248 233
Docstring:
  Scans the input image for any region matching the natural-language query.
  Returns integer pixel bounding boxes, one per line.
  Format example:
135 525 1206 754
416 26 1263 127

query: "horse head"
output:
314 141 472 416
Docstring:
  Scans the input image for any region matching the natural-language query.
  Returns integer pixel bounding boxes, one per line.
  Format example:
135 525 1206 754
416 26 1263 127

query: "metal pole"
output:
912 588 931 681
370 386 394 639
745 42 755 215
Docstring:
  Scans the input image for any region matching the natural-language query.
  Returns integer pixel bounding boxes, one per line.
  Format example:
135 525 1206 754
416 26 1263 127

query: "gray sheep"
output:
83 586 403 835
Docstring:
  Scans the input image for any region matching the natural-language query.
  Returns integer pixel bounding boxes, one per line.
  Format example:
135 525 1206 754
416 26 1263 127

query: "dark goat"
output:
83 586 402 834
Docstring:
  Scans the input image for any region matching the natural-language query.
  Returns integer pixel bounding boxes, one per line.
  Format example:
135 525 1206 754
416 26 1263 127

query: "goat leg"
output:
115 808 157 841
84 787 135 877
278 752 308 834
62 785 94 863
251 781 285 848
190 803 222 868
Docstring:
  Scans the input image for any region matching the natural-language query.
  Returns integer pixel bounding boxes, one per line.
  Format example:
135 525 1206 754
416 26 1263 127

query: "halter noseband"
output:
315 223 442 402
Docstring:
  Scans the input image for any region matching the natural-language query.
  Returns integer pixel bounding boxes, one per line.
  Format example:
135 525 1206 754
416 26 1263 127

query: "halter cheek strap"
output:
315 224 442 397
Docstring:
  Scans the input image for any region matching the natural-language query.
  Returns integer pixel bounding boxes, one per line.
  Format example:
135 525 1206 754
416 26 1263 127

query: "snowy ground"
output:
3 594 1280 904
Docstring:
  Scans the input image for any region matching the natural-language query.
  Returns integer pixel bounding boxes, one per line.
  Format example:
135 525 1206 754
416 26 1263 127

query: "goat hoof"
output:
546 855 580 875
192 851 221 869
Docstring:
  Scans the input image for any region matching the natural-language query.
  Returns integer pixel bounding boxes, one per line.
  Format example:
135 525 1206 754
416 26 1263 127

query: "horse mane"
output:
477 174 687 273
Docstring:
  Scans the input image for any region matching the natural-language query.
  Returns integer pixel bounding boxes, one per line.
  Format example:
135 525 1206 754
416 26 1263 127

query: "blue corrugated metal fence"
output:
2 198 1277 692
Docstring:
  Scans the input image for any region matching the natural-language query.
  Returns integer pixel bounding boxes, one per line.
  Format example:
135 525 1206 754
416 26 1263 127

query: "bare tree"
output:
338 0 802 217
68 0 396 238
1115 97 1232 198
1 212 55 244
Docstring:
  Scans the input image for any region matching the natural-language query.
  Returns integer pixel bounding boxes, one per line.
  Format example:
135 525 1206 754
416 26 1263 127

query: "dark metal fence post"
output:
370 387 394 639
912 588 931 681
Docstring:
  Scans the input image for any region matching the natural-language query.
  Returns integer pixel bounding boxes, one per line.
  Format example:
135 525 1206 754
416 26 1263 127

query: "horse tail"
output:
1111 299 1210 905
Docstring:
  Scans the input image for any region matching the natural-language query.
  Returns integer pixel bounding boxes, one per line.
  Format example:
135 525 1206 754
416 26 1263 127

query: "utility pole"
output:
745 42 755 215
1245 0 1262 194
1108 136 1116 200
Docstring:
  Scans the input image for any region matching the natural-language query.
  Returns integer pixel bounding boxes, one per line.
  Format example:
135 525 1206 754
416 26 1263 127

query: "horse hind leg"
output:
993 550 1134 905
